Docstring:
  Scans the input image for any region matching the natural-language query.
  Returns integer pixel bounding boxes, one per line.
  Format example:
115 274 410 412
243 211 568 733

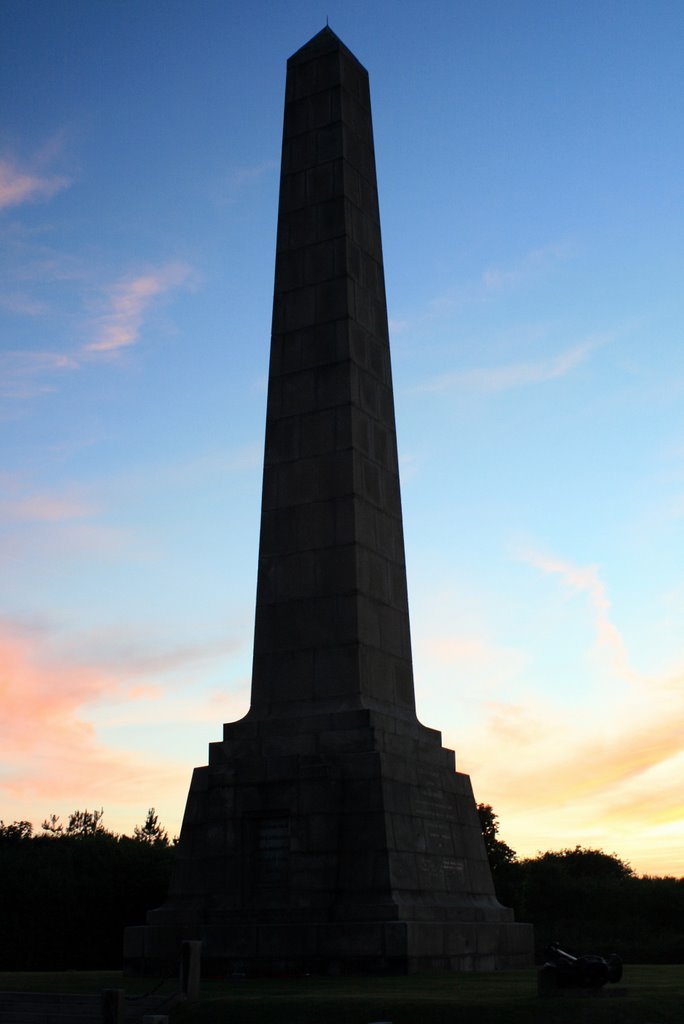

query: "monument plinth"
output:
124 27 533 974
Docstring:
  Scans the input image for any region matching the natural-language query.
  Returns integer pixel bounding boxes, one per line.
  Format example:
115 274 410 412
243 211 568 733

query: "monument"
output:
124 26 533 974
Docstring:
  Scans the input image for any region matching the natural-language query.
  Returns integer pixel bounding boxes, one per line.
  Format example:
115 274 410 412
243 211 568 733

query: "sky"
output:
1 0 683 876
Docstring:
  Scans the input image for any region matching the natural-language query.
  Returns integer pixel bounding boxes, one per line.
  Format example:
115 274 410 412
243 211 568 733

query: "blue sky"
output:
1 0 683 874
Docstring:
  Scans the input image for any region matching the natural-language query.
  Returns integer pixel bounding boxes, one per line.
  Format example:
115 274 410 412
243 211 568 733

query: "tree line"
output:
1 805 682 969
0 809 174 970
477 804 684 964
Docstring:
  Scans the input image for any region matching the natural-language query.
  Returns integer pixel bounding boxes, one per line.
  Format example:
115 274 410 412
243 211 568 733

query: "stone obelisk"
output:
125 27 532 974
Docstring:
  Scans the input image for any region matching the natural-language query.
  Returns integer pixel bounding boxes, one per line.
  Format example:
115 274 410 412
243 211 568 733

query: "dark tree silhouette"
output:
477 803 517 872
133 807 169 845
0 820 33 841
0 808 176 969
65 807 107 836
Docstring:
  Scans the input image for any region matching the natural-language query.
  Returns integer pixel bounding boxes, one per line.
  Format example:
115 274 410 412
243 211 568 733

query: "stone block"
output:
284 285 317 331
306 160 340 204
255 648 315 703
316 123 343 163
318 725 374 754
357 370 380 418
357 547 390 601
301 236 342 283
280 169 307 211
298 407 338 457
316 275 354 323
342 776 383 812
313 643 359 698
378 603 407 658
407 922 445 957
275 249 304 292
313 50 343 91
318 921 384 957
273 550 316 600
315 358 356 407
342 125 374 186
290 853 338 892
315 544 356 594
277 368 318 418
391 812 426 853
443 922 476 955
340 750 381 780
295 499 337 549
282 130 318 175
284 91 333 138
359 174 381 226
188 766 209 794
316 196 346 241
258 923 318 957
204 923 255 957
355 593 381 647
279 203 317 250
298 319 349 369
383 921 408 957
388 850 418 888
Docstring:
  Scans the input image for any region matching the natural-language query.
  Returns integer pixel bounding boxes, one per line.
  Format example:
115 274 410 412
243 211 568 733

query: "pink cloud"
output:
2 494 97 522
0 624 117 765
0 158 71 210
85 262 193 354
0 623 218 834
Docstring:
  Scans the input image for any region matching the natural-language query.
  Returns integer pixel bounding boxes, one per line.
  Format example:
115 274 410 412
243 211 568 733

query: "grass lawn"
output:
1 966 682 1023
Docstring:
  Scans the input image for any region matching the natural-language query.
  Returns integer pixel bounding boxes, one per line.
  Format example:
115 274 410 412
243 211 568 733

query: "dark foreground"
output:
1 966 682 1023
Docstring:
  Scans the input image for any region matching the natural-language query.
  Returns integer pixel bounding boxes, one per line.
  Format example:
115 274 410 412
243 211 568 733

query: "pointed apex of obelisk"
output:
288 24 358 66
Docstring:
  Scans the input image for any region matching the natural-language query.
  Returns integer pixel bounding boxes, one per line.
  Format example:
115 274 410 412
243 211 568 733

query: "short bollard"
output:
101 988 125 1024
180 939 202 1000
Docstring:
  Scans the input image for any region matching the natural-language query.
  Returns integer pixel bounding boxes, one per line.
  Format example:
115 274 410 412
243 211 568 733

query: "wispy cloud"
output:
1 258 196 402
0 350 79 400
85 262 193 354
480 243 572 293
0 158 71 211
418 332 609 395
0 476 129 559
427 242 573 318
214 159 277 205
518 546 634 680
391 243 573 340
0 493 98 523
0 292 49 316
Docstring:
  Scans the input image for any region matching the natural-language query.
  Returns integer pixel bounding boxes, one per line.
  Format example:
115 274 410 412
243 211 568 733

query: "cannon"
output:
540 942 623 989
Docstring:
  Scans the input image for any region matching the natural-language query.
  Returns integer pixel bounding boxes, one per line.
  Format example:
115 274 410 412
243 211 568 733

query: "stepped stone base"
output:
124 707 533 975
125 919 532 976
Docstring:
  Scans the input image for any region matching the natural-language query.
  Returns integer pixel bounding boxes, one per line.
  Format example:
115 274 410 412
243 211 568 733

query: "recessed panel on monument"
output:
124 27 533 974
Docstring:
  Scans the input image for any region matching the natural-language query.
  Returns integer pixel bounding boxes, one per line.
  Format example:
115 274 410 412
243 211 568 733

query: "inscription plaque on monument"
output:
124 26 533 974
